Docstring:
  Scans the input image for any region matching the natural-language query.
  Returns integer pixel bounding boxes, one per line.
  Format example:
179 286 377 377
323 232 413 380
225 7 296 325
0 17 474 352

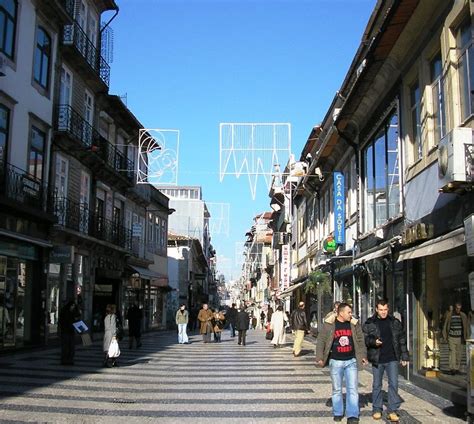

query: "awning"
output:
353 246 391 265
127 265 168 285
0 229 53 248
397 227 465 263
280 281 306 298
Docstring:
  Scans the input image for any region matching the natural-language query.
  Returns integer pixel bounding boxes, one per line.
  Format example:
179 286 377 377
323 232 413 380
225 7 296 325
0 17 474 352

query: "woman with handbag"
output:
213 310 225 343
103 304 120 367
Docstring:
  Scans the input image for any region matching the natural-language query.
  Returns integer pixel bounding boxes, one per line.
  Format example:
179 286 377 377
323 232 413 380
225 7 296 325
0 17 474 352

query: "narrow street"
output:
0 330 465 423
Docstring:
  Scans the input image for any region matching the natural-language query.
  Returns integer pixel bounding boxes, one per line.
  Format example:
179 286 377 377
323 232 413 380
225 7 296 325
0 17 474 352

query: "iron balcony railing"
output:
0 161 47 211
60 0 75 17
55 105 135 183
53 196 132 251
466 143 474 182
62 21 110 87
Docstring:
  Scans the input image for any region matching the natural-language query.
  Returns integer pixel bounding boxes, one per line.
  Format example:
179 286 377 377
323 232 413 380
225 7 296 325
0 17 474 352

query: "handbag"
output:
80 332 92 346
108 338 120 358
266 330 274 340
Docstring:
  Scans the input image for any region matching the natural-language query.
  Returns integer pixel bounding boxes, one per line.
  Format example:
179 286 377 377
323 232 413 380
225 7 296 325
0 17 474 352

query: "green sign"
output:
323 236 337 253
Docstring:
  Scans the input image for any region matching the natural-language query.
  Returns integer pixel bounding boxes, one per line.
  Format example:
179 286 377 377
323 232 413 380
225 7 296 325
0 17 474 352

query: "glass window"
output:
0 0 17 59
33 27 51 89
410 82 422 159
29 126 45 180
457 19 474 121
0 104 9 165
430 53 446 144
363 108 400 232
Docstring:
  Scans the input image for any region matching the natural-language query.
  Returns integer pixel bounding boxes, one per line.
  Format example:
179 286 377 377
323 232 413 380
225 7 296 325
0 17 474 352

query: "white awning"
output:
397 227 465 262
353 246 391 265
280 281 306 298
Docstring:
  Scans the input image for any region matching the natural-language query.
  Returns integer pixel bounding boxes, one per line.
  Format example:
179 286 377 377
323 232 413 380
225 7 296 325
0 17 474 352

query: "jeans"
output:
329 358 359 418
229 323 236 337
372 361 401 413
178 323 188 344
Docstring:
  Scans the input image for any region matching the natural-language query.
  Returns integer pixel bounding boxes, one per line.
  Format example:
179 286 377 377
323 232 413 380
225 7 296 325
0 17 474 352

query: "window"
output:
0 0 17 59
457 18 474 121
0 104 9 166
410 81 422 159
29 126 45 180
33 27 51 89
363 108 400 232
430 53 446 145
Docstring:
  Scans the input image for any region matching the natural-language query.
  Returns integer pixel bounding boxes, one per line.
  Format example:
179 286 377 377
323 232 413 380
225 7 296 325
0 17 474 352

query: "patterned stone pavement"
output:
0 329 467 423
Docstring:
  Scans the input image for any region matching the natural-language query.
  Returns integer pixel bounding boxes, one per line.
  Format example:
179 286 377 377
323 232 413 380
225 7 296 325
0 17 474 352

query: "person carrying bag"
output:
103 304 120 367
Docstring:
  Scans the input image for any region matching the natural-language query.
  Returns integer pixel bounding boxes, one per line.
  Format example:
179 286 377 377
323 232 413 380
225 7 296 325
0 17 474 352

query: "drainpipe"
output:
100 6 119 35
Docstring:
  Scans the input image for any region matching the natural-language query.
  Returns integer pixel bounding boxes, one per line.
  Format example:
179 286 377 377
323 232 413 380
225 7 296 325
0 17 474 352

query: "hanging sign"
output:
323 236 337 254
333 171 345 245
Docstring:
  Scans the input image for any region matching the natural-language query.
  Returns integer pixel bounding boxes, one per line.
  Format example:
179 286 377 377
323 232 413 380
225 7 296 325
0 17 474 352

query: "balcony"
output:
55 105 135 189
62 21 110 90
38 0 74 24
53 196 132 251
0 161 53 219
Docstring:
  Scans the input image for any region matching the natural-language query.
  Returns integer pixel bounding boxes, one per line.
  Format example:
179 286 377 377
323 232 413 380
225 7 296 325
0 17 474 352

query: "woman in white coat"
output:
270 305 288 348
103 304 117 367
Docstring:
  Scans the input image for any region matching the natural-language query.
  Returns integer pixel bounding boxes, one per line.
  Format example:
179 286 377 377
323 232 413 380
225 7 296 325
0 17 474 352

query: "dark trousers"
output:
238 329 247 345
61 333 75 364
229 323 236 337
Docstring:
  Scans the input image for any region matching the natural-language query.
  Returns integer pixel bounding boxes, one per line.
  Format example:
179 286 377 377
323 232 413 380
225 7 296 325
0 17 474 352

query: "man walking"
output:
227 303 238 338
442 302 468 375
363 299 409 422
236 305 250 346
197 303 213 343
126 302 143 349
290 301 308 357
316 302 367 423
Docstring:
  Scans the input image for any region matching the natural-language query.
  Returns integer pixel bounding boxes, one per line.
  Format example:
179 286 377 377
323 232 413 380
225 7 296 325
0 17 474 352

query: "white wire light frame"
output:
219 123 291 200
137 128 180 185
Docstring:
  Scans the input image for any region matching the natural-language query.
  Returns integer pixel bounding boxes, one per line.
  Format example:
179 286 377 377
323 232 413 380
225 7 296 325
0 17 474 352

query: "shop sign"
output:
323 236 337 254
50 245 74 264
333 172 345 244
132 223 142 237
465 214 474 257
281 245 290 289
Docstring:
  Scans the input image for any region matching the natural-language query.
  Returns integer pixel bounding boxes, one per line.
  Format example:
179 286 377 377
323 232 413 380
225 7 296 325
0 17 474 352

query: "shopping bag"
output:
80 332 92 346
107 338 121 358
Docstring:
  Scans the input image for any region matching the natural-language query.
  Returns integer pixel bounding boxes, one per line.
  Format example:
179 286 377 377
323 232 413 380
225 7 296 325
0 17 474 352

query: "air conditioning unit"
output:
438 127 473 191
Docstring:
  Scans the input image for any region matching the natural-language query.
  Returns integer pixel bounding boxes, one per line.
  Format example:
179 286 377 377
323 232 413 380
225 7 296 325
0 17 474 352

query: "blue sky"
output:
108 0 376 280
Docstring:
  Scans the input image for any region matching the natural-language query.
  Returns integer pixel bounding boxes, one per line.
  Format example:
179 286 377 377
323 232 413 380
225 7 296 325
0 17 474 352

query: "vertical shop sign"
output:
281 245 290 289
334 172 345 245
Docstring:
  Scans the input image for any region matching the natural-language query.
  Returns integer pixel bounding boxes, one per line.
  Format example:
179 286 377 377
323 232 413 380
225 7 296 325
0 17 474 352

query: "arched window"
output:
33 26 51 89
0 0 17 58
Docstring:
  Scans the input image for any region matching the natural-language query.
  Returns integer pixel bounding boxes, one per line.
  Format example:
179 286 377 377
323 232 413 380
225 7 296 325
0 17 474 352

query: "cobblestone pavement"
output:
0 329 467 423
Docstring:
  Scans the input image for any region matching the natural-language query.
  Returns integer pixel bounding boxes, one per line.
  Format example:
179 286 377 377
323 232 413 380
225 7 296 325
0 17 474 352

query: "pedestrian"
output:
197 303 214 343
213 309 225 342
324 301 341 320
442 301 468 375
290 301 308 357
315 302 368 423
267 305 274 323
260 310 266 329
103 304 119 367
251 314 257 330
58 299 81 365
270 305 288 348
126 302 142 349
236 305 250 345
363 299 409 422
227 303 238 337
175 303 189 344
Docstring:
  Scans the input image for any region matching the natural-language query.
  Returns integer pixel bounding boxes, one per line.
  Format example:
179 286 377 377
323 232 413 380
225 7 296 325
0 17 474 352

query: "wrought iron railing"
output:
0 161 47 211
60 0 75 18
55 105 135 183
53 196 132 251
62 21 110 87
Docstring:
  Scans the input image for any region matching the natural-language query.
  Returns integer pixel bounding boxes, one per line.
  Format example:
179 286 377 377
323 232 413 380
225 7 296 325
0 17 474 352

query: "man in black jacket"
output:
227 303 238 337
290 301 308 357
363 299 409 423
235 305 250 346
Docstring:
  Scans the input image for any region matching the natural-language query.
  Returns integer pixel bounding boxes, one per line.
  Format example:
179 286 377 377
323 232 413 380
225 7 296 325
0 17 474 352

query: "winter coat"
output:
175 309 189 325
227 307 237 325
197 308 214 334
58 301 81 335
315 314 367 368
213 311 226 333
442 310 468 341
363 314 409 366
103 313 117 352
270 310 288 345
126 305 142 337
236 310 250 331
290 308 308 331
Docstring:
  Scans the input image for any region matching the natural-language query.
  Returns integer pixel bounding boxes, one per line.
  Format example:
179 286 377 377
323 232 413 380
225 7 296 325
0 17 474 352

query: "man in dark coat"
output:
126 302 143 349
290 301 308 357
58 300 81 365
363 299 409 423
235 305 250 346
227 303 238 337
